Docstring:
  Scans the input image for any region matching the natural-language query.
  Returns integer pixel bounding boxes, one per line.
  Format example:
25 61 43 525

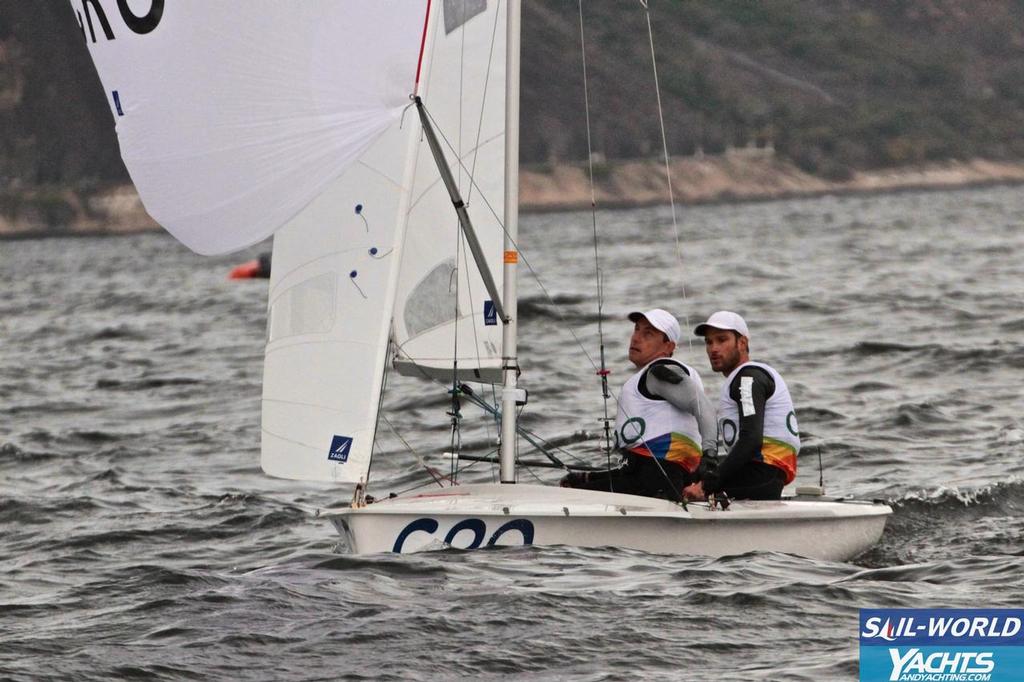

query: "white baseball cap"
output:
627 308 681 344
694 311 750 339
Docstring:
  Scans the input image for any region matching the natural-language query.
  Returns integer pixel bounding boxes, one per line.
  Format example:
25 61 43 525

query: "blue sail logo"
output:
328 435 354 462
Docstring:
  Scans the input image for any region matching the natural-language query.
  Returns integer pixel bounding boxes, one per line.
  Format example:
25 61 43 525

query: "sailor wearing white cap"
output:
561 308 717 500
685 311 800 501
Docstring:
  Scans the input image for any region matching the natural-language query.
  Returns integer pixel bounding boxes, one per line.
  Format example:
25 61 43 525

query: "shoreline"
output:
519 154 1024 213
4 155 1024 239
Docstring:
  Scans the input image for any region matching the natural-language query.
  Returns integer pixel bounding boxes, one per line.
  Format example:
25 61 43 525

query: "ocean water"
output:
1 185 1023 680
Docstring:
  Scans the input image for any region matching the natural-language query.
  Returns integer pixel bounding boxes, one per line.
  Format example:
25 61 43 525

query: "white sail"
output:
76 0 433 482
261 124 422 483
392 0 507 384
72 0 429 255
260 5 440 483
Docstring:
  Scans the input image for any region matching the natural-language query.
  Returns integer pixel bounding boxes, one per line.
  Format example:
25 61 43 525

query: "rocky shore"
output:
520 152 1024 212
4 154 1024 239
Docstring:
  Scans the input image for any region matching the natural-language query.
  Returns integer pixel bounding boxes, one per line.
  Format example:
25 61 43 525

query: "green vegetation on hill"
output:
3 0 1024 190
522 0 1024 179
0 0 121 187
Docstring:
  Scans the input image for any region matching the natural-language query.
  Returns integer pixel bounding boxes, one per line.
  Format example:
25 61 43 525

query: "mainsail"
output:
392 0 507 384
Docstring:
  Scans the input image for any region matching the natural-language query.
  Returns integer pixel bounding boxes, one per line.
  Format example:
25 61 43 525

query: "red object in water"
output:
229 260 262 279
228 253 271 279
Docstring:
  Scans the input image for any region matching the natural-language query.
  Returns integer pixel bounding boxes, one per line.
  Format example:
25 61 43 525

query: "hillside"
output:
523 0 1024 174
3 1 1024 235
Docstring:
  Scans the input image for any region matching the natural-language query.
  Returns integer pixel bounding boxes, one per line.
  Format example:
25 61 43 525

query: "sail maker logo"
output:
860 609 1024 682
328 435 354 463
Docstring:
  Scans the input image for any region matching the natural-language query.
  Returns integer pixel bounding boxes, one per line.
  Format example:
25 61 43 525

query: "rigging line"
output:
640 1 707 450
421 104 602 374
453 450 494 481
379 413 447 488
394 309 620 473
449 217 463 480
366 335 395 487
455 226 494 446
421 107 679 484
455 213 487 385
641 1 692 352
462 384 568 469
389 464 463 498
577 0 615 470
515 410 550 485
466 0 503 204
449 0 468 480
390 342 589 468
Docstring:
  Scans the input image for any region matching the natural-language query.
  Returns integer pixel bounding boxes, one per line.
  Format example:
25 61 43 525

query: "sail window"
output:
443 0 486 34
404 259 458 337
268 273 337 341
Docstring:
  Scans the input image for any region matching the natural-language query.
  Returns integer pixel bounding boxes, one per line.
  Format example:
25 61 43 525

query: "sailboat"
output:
76 0 890 561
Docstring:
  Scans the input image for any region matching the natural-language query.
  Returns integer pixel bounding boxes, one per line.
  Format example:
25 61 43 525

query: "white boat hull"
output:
326 483 891 561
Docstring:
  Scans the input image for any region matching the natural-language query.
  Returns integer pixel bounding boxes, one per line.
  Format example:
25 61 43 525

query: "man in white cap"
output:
684 311 800 501
562 308 717 500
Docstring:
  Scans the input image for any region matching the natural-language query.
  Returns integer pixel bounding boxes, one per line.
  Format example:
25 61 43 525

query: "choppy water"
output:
2 185 1023 680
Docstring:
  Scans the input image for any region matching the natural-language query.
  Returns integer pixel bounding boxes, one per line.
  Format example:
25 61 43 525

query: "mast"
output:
499 0 522 484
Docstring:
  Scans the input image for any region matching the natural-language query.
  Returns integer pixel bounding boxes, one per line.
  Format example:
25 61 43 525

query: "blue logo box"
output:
860 609 1024 682
328 435 353 462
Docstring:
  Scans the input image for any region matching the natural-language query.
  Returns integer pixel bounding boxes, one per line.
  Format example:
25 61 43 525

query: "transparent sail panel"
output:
443 0 487 33
268 273 337 340
403 259 458 338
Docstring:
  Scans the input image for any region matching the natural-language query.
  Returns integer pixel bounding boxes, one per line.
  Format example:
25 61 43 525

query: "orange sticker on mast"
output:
504 251 518 264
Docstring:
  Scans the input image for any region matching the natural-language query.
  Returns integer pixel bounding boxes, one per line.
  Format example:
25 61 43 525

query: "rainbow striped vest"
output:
614 358 706 473
718 361 800 484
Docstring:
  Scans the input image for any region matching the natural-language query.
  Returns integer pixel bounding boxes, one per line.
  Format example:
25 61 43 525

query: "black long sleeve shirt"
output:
702 365 775 493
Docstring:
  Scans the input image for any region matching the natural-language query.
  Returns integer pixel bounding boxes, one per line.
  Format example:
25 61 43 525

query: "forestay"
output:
72 0 428 255
392 0 507 384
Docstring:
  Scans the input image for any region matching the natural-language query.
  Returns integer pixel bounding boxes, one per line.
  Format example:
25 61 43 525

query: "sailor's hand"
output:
682 481 706 501
698 451 719 478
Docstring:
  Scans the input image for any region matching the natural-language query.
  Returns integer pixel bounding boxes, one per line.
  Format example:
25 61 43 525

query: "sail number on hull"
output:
393 517 535 553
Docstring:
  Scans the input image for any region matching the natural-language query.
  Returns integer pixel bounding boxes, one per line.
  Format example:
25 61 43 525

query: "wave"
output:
856 479 1024 567
95 376 203 391
845 340 1024 375
517 294 601 325
890 479 1024 515
88 325 149 342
